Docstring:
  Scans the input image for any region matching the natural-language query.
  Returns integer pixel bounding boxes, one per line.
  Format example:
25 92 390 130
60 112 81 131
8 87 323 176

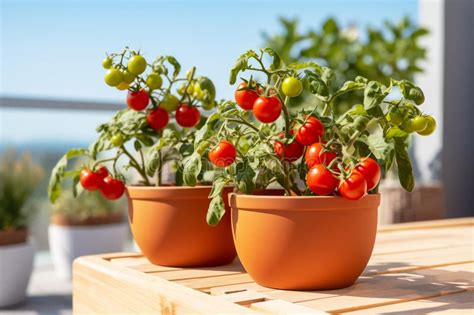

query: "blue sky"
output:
0 0 418 144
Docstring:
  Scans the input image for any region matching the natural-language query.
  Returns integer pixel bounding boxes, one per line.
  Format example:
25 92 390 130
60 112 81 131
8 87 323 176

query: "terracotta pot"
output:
126 186 236 267
229 193 380 290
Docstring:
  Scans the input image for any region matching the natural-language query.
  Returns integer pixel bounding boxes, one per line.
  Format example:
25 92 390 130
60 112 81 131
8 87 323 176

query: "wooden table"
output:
73 218 473 314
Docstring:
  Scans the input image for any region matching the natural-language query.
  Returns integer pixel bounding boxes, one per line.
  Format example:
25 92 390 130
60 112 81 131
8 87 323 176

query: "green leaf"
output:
206 194 225 226
364 128 389 160
261 47 282 70
363 81 384 110
209 175 227 199
229 50 258 84
304 70 329 97
182 153 202 186
145 149 160 177
321 67 336 87
287 61 322 73
48 148 88 203
394 138 414 192
235 160 256 194
164 56 181 79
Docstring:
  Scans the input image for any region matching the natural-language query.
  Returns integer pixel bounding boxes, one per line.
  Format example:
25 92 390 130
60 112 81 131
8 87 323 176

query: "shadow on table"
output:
0 294 71 315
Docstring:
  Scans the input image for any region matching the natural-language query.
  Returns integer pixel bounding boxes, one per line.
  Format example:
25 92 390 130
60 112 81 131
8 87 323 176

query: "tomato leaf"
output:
235 160 256 194
261 47 282 71
304 70 329 97
229 50 259 84
394 138 414 192
287 61 322 73
182 153 202 186
48 148 88 203
206 194 225 226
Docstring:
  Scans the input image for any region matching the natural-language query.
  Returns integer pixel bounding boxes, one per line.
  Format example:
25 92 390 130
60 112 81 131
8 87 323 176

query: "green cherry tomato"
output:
202 101 215 111
110 134 124 147
186 82 195 94
401 119 416 133
122 70 136 84
102 57 113 69
282 77 303 97
417 116 436 136
177 84 186 95
146 73 163 90
116 82 129 90
161 94 180 112
411 116 428 132
127 54 147 75
104 69 123 87
387 110 403 125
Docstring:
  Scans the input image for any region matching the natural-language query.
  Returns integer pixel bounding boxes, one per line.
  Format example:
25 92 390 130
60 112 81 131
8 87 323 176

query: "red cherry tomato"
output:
80 169 102 191
175 104 201 128
338 172 367 200
147 107 169 130
127 90 149 111
295 116 324 145
96 166 109 179
235 82 259 110
253 96 282 123
306 164 338 195
273 132 304 162
354 157 381 191
208 140 237 167
305 143 337 169
100 176 125 200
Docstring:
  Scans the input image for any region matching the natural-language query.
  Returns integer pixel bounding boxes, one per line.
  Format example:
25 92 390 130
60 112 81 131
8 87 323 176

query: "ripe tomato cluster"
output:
79 167 125 200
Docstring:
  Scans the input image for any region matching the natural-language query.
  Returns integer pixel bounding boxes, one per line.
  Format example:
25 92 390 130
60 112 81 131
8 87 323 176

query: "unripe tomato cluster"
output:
386 106 436 137
102 51 212 133
79 167 125 200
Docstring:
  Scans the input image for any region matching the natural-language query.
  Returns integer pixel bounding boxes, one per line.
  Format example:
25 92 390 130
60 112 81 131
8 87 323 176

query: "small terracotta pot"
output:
127 186 236 267
229 193 380 290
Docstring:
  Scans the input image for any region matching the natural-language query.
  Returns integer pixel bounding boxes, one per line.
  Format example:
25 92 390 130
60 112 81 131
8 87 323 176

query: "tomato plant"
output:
48 47 219 205
182 48 434 225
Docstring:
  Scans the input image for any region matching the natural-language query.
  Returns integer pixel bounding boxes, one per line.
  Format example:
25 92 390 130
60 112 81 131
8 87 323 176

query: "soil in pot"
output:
229 193 380 290
126 186 237 267
0 228 27 246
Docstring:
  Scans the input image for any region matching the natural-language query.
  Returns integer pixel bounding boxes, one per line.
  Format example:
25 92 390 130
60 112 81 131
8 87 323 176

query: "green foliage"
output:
0 151 44 230
262 16 428 114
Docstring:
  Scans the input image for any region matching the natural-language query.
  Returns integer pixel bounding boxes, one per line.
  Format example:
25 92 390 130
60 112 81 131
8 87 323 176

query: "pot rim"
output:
229 192 380 211
126 185 232 200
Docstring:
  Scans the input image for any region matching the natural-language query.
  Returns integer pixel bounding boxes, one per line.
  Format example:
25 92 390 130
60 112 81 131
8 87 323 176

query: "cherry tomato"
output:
387 110 403 125
295 116 324 145
305 143 337 168
102 57 113 69
116 82 129 90
411 116 428 132
122 70 136 84
273 132 304 162
127 90 149 111
401 119 416 133
208 140 237 167
100 176 125 200
96 166 109 179
160 94 179 112
80 169 102 191
354 157 381 191
104 69 123 87
147 107 169 130
417 115 436 136
127 54 147 75
175 104 201 128
110 134 124 147
235 82 259 110
338 172 367 200
146 73 163 90
282 77 303 97
253 96 282 123
306 164 338 195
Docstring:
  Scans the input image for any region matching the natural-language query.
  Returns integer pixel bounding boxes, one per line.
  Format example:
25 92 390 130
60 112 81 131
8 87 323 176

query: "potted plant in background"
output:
48 190 127 278
48 47 236 267
0 151 43 307
187 48 435 290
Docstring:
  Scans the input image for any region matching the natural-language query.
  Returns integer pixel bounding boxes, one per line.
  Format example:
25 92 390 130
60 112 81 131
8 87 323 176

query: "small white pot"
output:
48 222 127 279
0 241 35 307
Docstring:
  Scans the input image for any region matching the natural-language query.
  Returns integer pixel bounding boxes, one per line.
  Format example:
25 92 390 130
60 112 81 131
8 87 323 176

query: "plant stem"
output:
121 145 151 185
281 95 292 138
228 118 260 133
156 150 162 186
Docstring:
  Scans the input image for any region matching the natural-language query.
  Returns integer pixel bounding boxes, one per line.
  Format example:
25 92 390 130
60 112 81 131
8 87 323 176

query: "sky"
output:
0 0 418 144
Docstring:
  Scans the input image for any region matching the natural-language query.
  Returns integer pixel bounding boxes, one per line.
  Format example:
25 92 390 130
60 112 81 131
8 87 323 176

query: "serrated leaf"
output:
394 138 414 192
235 160 256 194
261 47 281 70
229 50 258 84
182 153 202 186
206 194 225 226
287 61 322 73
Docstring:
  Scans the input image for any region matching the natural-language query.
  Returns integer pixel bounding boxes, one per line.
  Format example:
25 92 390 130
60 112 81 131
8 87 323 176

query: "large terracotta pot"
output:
127 186 236 267
229 193 380 290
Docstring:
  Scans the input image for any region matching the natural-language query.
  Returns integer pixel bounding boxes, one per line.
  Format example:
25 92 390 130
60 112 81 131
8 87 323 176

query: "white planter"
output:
0 241 35 307
48 222 127 279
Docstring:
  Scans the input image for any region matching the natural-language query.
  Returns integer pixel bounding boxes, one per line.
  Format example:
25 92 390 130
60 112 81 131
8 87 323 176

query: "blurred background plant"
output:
262 16 429 114
51 190 125 224
0 151 44 231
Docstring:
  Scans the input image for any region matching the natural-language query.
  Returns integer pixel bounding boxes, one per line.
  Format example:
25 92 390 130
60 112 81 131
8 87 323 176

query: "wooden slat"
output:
175 273 255 290
73 256 257 314
378 217 473 232
109 256 150 267
251 299 328 314
294 263 473 313
345 290 474 314
149 262 245 281
218 290 268 306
